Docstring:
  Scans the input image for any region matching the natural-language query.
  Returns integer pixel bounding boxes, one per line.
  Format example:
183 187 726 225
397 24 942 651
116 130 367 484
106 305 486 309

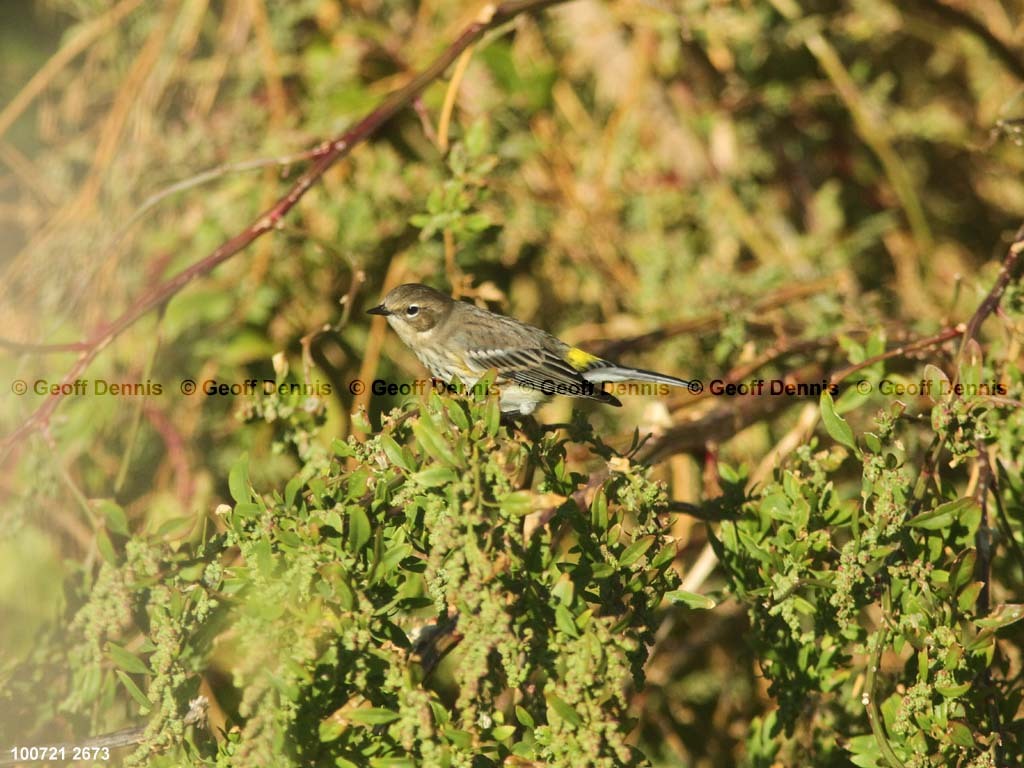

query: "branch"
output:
911 225 1024 509
957 224 1024 360
0 697 208 767
640 323 969 465
0 0 569 462
827 326 964 386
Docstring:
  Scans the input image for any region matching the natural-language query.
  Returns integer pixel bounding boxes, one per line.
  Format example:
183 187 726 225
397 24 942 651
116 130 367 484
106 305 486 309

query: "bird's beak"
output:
367 304 391 316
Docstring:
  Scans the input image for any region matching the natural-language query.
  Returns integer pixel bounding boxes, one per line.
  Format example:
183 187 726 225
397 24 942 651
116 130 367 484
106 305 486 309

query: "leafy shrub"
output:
717 329 1024 767
4 2 1024 766
44 379 689 767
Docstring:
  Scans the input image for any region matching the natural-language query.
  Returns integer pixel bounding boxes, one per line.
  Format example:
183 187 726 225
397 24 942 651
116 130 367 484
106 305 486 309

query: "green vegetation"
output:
1 1 1023 766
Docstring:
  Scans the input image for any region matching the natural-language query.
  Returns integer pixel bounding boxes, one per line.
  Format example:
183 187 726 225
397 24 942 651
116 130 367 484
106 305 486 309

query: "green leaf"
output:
336 578 356 611
501 490 533 517
849 753 883 768
555 604 579 637
99 500 129 536
229 452 250 503
318 719 345 742
375 543 412 578
492 725 516 741
907 497 978 531
444 727 473 749
820 391 856 450
550 577 574 606
332 438 355 458
349 708 401 725
863 432 882 453
284 475 303 508
590 489 608 531
351 409 373 434
974 603 1024 630
947 720 974 748
719 463 742 484
115 670 150 711
650 542 677 569
483 396 501 436
618 535 656 567
412 418 460 467
923 363 949 401
846 733 883 768
545 693 582 728
936 680 971 698
950 548 977 591
957 582 983 612
95 528 118 565
155 516 193 538
443 398 471 431
515 705 534 728
464 212 492 232
107 643 149 675
666 590 717 610
378 434 412 472
348 506 372 552
413 466 456 488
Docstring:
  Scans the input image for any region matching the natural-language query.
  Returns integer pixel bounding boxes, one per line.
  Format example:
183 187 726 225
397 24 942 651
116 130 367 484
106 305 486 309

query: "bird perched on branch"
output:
368 283 695 415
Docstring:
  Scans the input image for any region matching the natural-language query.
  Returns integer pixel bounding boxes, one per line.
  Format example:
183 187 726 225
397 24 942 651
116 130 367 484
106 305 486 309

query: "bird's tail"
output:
581 362 692 388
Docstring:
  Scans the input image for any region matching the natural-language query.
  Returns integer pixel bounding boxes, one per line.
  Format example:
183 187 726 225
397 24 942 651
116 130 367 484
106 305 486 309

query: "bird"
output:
367 283 694 415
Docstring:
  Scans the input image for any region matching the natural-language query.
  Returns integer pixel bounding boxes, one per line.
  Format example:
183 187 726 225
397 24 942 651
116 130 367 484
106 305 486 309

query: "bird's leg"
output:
498 411 537 436
536 421 572 435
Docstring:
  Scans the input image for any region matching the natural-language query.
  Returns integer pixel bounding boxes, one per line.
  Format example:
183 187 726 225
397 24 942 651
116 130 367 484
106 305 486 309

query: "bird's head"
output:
367 283 452 336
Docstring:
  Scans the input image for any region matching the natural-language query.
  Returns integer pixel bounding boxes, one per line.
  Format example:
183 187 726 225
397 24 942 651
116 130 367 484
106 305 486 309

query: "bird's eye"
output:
406 305 419 317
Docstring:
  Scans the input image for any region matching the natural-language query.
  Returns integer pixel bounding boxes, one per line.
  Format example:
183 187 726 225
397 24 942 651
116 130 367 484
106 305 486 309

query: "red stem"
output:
0 0 567 461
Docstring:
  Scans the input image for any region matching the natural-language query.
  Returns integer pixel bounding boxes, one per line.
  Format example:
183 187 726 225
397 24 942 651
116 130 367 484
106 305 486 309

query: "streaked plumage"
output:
367 284 692 415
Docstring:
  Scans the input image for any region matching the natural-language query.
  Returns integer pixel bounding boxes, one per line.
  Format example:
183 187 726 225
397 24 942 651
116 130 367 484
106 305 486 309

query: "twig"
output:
911 224 1024 510
0 0 570 463
827 326 964 386
956 224 1024 364
864 628 905 768
641 322 970 465
113 150 322 247
993 459 1024 570
0 697 208 767
973 442 993 615
0 338 93 353
639 362 827 464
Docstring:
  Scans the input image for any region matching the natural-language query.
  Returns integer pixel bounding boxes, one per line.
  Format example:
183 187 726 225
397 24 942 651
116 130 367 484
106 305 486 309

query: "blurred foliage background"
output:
1 0 1024 765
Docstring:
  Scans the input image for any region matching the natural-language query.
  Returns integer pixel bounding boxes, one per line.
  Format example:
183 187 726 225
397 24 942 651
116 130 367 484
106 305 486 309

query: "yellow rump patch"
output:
566 347 600 370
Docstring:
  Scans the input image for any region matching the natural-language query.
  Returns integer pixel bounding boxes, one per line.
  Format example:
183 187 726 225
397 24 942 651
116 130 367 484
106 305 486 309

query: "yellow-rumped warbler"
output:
367 284 693 415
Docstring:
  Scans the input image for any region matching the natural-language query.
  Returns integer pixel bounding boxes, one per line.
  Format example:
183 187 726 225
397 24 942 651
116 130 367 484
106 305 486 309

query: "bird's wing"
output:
464 346 620 405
